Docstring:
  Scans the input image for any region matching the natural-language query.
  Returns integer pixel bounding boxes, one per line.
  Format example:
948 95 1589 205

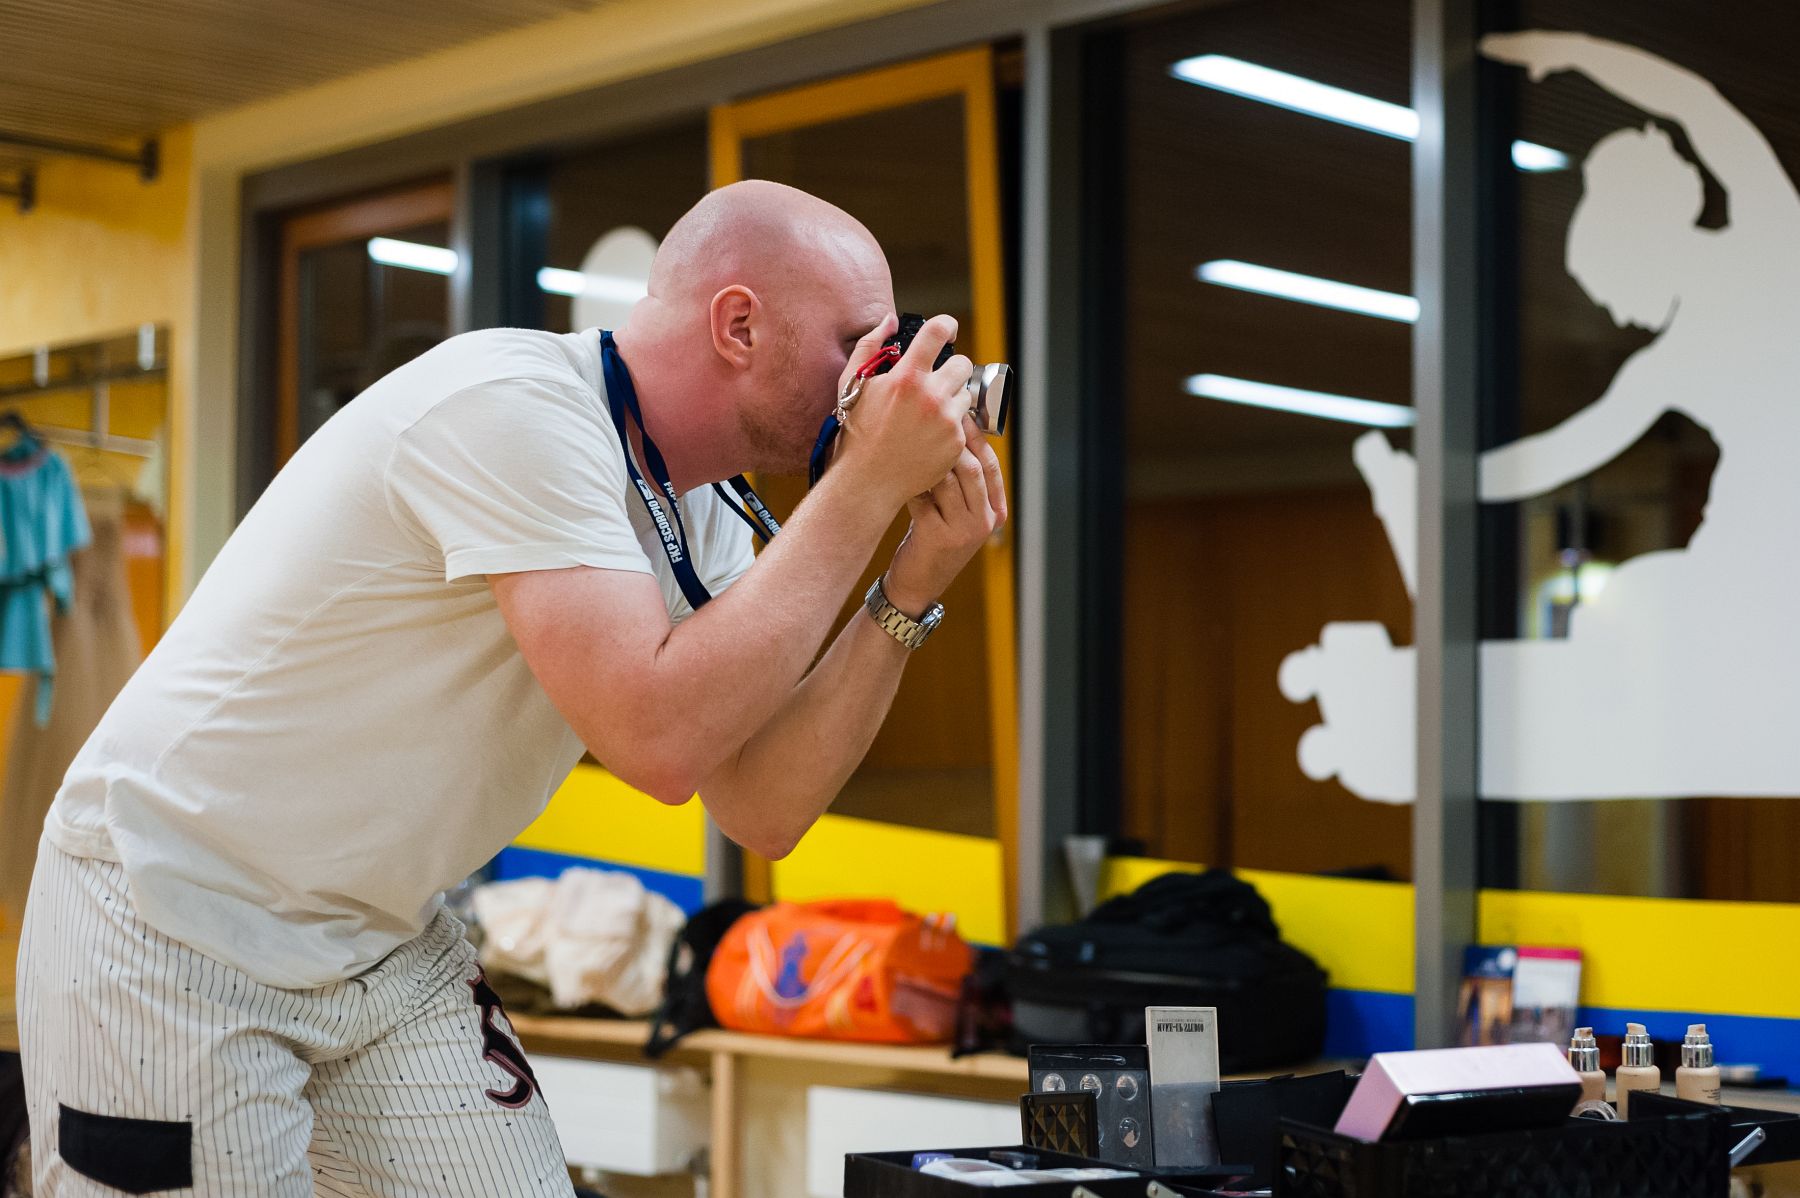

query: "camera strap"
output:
808 342 902 488
599 330 776 612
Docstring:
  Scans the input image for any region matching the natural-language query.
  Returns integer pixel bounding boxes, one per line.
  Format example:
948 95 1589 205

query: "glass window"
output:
734 91 994 839
1096 0 1414 878
1479 4 1800 901
704 48 1020 845
274 179 455 469
507 120 709 335
296 217 450 445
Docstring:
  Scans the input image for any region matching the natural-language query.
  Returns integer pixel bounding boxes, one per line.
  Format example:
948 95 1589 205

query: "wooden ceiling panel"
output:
0 0 612 149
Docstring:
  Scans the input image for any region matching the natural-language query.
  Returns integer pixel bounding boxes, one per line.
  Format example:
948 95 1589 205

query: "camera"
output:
874 312 1013 435
807 312 1015 487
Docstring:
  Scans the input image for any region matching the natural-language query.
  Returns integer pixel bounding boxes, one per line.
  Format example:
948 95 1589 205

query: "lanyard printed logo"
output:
600 330 776 609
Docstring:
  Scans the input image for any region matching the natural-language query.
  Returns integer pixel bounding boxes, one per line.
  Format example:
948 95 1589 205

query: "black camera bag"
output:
1005 869 1328 1071
644 898 760 1058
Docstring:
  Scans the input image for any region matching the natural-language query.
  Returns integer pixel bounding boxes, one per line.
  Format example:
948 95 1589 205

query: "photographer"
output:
16 179 1005 1195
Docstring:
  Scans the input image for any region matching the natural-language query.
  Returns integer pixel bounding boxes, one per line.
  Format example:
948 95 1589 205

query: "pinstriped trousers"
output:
17 839 575 1196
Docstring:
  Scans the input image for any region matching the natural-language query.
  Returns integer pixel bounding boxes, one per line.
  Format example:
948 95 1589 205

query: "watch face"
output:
919 604 945 634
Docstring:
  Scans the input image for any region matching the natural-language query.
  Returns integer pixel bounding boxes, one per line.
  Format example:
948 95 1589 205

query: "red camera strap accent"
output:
853 343 902 382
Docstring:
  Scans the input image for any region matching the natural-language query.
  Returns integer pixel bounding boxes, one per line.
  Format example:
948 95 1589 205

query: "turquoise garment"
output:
0 443 91 725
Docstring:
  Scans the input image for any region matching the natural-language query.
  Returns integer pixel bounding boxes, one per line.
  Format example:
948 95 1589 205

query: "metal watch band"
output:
864 576 943 650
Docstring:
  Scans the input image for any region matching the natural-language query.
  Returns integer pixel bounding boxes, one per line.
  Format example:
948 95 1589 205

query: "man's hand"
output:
883 418 1009 614
834 314 975 510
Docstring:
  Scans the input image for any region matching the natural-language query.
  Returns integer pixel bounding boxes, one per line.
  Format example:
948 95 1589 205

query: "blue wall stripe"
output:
1324 988 1416 1059
490 845 706 915
1580 1007 1800 1085
1319 991 1800 1085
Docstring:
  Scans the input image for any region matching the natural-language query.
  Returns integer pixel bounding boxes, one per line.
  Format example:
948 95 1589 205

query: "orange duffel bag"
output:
705 898 973 1044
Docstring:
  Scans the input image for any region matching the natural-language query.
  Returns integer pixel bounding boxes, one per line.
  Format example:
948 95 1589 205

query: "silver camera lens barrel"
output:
964 363 1013 434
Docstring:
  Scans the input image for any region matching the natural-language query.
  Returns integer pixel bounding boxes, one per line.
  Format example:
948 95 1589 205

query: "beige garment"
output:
0 489 142 929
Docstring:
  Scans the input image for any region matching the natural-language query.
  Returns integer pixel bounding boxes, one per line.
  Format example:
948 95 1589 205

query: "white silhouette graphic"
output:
1280 31 1800 803
568 226 658 333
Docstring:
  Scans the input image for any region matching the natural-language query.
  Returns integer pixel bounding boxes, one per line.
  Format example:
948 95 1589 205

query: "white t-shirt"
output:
43 327 754 989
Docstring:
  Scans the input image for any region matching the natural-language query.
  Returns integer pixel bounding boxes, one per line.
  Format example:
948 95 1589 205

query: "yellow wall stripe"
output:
1479 887 1800 1020
510 796 1800 1021
512 763 705 876
770 814 1005 947
1104 856 1800 1021
1100 858 1414 996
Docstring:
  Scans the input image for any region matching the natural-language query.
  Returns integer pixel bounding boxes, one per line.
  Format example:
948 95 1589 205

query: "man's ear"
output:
708 286 759 369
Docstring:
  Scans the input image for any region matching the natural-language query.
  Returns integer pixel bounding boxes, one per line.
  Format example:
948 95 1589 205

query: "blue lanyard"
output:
599 331 778 611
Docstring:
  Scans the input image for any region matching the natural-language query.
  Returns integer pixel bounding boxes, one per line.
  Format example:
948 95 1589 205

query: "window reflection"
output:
1101 0 1413 877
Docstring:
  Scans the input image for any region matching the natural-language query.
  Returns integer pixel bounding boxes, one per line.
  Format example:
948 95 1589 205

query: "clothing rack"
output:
29 383 157 460
2 382 157 460
0 323 163 459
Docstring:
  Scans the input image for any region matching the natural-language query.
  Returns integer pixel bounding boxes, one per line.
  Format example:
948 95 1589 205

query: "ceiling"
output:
0 0 612 171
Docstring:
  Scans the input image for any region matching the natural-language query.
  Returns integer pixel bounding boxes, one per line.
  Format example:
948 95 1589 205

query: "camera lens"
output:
964 364 1012 434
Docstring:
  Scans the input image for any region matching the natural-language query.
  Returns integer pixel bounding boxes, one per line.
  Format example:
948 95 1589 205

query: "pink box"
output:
1334 1042 1582 1142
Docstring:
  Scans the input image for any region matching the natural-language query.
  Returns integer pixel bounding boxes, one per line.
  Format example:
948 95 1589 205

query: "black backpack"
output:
1005 870 1328 1071
645 899 760 1058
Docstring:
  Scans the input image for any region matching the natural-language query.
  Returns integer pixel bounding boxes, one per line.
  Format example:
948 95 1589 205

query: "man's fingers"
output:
899 314 958 375
858 312 899 358
933 354 976 399
966 423 1008 525
842 313 899 389
950 449 988 519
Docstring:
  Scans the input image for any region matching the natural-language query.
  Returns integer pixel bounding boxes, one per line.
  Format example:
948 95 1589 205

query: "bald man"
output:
15 181 1005 1196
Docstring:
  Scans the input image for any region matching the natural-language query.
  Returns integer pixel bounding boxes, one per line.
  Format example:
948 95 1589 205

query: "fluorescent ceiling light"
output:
1186 372 1416 427
1197 259 1419 322
1169 54 1565 171
1509 140 1570 172
367 237 457 275
536 267 649 303
1172 54 1418 138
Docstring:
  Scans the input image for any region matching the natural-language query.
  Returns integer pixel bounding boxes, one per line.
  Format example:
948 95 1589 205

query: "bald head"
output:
617 180 896 478
647 179 883 309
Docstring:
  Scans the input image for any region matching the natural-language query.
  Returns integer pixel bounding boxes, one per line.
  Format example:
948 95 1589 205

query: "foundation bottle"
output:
1569 1027 1606 1104
1616 1023 1661 1118
1677 1024 1723 1105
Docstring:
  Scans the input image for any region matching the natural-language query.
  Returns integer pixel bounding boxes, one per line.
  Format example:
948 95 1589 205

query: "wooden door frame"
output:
275 178 455 464
709 47 1020 940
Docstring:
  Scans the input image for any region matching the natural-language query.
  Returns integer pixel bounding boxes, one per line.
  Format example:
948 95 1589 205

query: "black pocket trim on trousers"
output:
59 1104 193 1194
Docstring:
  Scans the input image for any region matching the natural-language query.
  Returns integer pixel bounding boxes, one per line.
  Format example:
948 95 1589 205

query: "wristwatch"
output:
865 575 944 650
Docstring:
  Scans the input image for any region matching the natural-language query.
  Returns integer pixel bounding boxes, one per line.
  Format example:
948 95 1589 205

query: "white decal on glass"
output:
566 226 659 334
1280 32 1800 803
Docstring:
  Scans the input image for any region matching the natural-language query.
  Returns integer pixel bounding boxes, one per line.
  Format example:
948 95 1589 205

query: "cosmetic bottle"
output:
1568 1026 1606 1104
1616 1023 1661 1118
1677 1024 1723 1105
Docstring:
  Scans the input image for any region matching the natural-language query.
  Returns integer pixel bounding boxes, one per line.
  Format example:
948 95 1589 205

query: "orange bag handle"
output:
794 898 913 925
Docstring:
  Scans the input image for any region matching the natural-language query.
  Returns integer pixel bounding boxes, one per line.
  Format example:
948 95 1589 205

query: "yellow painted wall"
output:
0 125 193 351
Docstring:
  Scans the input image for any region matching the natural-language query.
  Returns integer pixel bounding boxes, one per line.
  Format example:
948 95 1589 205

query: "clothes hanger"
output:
0 409 41 456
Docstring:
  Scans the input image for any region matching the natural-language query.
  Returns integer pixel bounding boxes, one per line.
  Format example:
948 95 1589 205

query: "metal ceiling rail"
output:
0 131 158 181
0 169 34 213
